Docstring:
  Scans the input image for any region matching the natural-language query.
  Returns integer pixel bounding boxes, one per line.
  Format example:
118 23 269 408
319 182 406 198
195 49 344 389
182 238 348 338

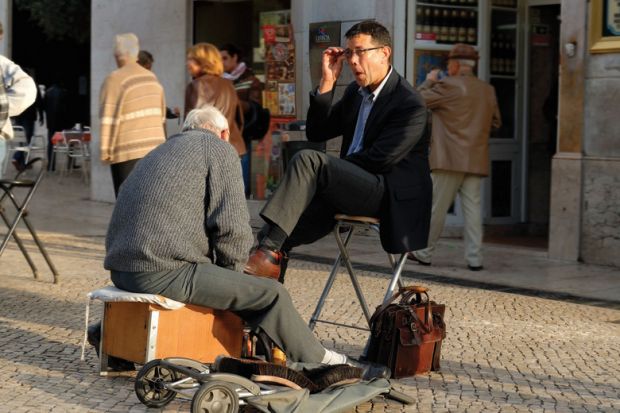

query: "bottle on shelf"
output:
457 10 468 43
467 10 477 45
431 8 441 38
448 10 459 43
439 9 450 43
491 33 499 74
507 35 516 74
497 33 506 73
416 7 423 34
241 327 253 358
422 7 432 34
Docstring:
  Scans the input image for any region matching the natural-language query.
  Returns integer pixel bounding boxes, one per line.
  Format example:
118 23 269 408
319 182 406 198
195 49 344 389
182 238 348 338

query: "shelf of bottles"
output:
491 0 517 9
490 3 518 139
415 1 478 47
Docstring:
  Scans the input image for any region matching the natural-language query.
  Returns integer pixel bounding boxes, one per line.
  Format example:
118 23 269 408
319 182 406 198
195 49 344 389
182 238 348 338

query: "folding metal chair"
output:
308 214 408 331
0 157 59 283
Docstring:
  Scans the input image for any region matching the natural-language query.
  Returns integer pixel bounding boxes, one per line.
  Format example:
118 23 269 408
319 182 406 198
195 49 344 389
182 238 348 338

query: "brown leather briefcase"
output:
365 286 446 378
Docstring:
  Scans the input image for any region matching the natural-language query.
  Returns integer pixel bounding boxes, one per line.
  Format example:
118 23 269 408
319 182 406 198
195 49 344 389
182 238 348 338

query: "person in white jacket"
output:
0 21 37 170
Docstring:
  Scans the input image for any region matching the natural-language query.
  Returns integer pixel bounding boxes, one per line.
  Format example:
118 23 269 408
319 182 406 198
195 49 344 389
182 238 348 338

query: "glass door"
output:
406 0 482 227
485 0 523 224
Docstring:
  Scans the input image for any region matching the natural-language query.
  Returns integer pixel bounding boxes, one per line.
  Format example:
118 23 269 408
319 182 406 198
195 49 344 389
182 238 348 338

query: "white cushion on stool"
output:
87 286 185 310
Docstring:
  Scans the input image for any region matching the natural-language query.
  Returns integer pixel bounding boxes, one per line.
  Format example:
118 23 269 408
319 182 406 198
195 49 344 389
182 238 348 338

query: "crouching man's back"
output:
104 118 252 274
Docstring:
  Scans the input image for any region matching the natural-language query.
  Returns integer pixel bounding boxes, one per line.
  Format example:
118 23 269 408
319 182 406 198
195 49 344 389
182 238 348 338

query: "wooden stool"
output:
308 214 408 331
84 287 243 375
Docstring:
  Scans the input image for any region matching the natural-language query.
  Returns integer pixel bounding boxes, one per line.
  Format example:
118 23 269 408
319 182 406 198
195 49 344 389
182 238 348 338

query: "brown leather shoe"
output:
244 247 282 280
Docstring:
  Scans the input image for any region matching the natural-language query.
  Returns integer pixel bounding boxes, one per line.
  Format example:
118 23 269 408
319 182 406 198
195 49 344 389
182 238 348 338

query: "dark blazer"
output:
306 69 432 253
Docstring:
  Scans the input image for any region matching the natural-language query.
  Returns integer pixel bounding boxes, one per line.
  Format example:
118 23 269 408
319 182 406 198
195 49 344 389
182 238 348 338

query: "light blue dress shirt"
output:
347 67 393 156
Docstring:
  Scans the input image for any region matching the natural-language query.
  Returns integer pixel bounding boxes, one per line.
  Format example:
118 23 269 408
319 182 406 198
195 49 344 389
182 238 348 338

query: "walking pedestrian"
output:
409 43 502 271
99 33 166 197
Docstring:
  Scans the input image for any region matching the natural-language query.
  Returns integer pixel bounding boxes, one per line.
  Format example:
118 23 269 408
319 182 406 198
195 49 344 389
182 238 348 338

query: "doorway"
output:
11 1 91 127
524 2 560 242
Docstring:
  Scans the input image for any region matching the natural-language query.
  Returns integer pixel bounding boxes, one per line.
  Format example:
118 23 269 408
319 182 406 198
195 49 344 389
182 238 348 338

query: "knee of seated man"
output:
290 149 327 170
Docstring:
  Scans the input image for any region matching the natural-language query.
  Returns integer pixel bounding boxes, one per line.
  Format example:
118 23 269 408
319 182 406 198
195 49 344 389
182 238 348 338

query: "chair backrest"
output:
67 139 87 156
62 130 84 141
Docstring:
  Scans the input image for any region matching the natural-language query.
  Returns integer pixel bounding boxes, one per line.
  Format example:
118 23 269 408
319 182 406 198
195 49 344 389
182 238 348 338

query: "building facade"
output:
2 0 617 267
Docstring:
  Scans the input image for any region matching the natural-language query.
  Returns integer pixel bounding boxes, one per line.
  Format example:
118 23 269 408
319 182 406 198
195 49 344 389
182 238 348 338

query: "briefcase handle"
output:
399 286 428 294
370 285 432 327
399 288 433 331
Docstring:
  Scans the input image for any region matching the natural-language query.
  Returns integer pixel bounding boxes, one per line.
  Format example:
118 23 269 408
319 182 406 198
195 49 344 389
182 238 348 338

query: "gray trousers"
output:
111 262 325 362
261 150 385 250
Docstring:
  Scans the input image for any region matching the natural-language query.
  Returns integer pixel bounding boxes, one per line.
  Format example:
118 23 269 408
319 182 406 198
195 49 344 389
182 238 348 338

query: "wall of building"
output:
291 0 399 120
580 51 620 266
548 0 586 262
90 0 190 202
0 0 10 57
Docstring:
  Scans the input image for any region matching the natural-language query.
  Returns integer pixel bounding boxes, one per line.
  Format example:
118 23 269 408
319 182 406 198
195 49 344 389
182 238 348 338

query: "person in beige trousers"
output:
410 43 501 271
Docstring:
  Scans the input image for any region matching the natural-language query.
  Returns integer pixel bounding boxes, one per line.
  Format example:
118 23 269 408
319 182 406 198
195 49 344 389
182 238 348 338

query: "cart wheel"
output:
134 359 179 408
191 381 239 413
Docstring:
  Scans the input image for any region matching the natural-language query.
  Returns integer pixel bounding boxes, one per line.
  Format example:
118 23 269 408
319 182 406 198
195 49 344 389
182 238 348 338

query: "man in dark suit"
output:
245 20 431 280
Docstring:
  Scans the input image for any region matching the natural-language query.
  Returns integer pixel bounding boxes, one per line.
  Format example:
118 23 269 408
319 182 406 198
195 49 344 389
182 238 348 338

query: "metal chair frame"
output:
66 137 91 183
308 215 408 332
0 157 59 283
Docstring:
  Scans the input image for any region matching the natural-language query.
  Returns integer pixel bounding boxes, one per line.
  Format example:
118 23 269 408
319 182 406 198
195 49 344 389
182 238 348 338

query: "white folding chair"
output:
67 137 90 182
3 126 29 175
308 214 408 332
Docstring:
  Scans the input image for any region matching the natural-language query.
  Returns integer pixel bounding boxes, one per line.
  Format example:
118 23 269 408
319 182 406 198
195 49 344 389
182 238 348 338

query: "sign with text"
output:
309 21 341 88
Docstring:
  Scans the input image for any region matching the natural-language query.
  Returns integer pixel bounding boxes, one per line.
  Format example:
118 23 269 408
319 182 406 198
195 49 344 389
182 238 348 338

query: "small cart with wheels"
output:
134 357 415 413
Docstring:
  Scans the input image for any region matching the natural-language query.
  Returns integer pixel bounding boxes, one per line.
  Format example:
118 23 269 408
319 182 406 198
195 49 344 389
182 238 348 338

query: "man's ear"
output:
221 129 230 142
382 46 392 64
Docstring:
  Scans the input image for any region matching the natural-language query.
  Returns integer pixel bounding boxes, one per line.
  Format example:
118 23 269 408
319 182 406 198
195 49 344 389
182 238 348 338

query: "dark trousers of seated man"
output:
111 261 326 363
259 149 385 261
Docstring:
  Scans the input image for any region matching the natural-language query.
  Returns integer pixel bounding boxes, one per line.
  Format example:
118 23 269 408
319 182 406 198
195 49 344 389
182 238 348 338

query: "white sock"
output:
321 349 348 365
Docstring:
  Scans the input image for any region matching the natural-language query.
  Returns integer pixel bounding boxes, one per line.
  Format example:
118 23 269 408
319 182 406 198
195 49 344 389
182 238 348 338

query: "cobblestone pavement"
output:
0 232 619 412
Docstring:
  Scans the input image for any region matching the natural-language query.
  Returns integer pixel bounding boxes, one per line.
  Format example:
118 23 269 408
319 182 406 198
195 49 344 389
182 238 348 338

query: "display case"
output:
410 0 480 86
489 1 518 140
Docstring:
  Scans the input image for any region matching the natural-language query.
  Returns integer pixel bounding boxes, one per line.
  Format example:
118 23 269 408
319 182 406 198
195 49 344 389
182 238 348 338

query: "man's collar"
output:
223 62 247 81
358 66 393 100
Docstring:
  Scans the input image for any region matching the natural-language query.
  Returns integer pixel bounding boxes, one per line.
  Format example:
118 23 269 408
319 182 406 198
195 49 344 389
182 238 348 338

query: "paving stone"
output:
1 176 619 412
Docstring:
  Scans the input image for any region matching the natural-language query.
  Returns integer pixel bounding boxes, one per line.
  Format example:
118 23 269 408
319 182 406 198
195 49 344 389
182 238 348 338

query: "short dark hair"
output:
345 20 392 48
138 50 154 66
219 43 242 59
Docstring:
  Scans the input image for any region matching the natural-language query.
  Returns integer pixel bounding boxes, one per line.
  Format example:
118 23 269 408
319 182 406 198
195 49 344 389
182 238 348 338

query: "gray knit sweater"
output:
104 129 253 273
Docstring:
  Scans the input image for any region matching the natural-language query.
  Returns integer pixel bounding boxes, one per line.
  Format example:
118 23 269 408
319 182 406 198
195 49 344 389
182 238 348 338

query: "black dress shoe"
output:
346 357 391 380
407 252 431 266
467 264 484 271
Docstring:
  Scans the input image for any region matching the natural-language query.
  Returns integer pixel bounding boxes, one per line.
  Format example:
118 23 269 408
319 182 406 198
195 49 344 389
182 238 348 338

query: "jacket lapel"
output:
362 70 400 146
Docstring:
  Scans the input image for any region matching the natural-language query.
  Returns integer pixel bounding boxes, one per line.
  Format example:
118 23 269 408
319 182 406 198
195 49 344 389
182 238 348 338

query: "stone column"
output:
547 1 587 261
90 0 191 202
0 0 10 57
